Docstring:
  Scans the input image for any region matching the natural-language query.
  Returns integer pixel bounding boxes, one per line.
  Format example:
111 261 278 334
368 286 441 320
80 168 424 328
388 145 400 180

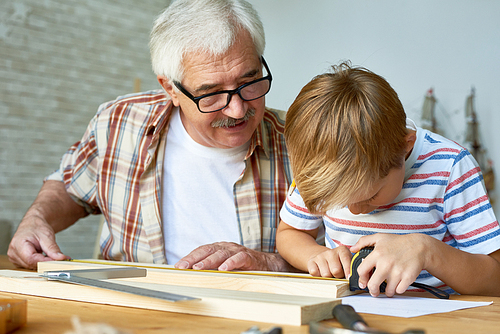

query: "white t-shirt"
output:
162 108 249 264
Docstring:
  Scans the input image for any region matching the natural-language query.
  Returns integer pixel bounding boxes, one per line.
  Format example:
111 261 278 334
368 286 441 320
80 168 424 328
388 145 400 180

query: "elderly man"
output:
8 0 293 271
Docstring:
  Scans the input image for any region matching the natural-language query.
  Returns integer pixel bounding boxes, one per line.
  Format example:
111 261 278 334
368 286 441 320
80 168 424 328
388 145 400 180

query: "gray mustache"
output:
211 108 256 128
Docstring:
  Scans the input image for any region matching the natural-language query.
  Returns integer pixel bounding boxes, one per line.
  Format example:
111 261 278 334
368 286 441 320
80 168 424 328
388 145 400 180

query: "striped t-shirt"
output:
280 124 500 289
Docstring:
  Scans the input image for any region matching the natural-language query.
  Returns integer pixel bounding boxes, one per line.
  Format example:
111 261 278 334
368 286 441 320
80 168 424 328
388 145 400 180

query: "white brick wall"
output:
0 0 169 257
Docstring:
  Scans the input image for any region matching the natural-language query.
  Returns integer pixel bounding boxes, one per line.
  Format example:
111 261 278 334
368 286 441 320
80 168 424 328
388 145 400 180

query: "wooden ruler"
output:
69 258 346 281
38 259 351 299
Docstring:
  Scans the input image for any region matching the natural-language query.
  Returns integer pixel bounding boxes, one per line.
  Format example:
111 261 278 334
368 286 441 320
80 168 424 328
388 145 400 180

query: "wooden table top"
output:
1 255 498 334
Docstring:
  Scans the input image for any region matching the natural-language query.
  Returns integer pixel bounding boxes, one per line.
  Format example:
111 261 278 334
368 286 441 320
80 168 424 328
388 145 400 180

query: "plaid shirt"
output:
47 90 292 264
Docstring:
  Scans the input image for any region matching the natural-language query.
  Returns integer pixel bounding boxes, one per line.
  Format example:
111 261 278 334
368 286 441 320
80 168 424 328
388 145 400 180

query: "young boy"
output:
277 62 500 297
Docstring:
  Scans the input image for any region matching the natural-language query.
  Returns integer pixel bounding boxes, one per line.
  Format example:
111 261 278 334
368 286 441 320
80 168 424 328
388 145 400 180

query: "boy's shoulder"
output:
414 127 468 162
405 127 473 181
405 127 485 198
420 128 465 150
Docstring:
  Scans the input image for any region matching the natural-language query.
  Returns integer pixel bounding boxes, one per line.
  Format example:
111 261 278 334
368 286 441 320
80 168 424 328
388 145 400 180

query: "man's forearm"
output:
24 180 88 232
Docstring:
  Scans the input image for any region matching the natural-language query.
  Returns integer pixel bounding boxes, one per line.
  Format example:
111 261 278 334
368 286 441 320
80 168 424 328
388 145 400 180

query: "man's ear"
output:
157 75 180 106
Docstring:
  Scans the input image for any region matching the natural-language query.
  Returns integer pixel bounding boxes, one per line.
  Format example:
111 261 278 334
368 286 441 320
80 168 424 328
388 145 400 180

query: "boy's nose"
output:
348 203 372 215
348 204 362 215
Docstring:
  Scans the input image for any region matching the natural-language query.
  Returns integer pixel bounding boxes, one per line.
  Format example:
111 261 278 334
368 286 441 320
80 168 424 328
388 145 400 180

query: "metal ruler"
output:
42 267 199 302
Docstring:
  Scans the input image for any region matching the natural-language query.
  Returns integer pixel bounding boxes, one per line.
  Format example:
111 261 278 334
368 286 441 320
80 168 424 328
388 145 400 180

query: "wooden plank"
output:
0 270 340 326
38 260 352 299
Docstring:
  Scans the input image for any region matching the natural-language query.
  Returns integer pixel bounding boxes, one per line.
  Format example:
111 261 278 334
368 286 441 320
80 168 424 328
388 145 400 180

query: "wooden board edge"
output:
0 270 339 326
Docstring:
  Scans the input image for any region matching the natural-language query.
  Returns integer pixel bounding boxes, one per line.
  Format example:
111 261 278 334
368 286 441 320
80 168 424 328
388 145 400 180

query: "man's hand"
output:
175 242 293 272
350 233 427 297
8 214 70 270
307 245 352 278
8 180 87 270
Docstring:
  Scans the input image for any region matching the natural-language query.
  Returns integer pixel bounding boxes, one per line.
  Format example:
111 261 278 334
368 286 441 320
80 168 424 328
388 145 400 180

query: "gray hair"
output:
150 0 266 82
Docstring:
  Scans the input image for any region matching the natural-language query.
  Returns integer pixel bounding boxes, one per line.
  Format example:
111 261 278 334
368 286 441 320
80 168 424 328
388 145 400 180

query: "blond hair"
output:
285 62 408 215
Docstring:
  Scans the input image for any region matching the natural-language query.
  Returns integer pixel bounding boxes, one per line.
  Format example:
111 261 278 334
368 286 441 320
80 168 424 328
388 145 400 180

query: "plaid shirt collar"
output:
147 100 270 160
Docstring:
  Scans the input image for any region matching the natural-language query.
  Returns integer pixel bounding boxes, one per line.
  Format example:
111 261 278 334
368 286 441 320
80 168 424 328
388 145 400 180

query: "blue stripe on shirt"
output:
403 179 448 188
372 204 444 214
452 150 470 167
424 133 441 144
456 228 500 248
446 203 493 225
284 201 319 220
412 154 457 169
444 175 483 201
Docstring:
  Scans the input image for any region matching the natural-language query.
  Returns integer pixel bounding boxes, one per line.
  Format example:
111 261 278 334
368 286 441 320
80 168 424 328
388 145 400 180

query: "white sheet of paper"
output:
341 294 492 317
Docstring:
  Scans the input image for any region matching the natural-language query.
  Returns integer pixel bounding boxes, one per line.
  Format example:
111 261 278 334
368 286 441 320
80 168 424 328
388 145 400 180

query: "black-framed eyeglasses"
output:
173 56 272 113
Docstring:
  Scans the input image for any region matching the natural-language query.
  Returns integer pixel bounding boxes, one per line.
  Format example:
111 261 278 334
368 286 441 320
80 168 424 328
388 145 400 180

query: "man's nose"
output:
222 93 247 119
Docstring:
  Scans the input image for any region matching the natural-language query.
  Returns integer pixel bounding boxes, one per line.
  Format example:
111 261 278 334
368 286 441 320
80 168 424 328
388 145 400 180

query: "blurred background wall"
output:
0 0 168 257
252 0 499 214
1 0 498 258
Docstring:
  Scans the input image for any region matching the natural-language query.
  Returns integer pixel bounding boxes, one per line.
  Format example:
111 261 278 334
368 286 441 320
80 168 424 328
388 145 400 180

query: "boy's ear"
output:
157 75 180 107
405 130 417 155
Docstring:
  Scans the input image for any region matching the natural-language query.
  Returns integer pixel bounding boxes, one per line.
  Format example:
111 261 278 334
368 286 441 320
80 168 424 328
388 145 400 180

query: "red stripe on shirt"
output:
446 167 481 192
286 195 311 214
443 195 490 220
326 216 445 231
418 147 461 160
452 221 499 240
378 197 443 210
408 171 450 180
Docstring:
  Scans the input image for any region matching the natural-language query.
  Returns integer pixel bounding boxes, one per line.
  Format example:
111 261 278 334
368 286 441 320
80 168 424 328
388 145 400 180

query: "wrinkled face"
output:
347 163 406 215
160 30 266 149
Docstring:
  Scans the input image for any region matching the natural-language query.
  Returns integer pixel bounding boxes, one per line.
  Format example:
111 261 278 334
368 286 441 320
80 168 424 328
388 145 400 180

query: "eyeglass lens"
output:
198 79 270 112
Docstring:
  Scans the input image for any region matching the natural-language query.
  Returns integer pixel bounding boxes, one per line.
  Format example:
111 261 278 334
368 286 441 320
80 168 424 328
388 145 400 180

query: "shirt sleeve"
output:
444 150 500 254
279 181 324 230
44 110 103 215
45 168 63 182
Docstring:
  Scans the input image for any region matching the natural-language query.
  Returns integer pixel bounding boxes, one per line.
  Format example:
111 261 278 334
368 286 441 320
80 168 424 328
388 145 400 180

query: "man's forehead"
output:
180 30 261 88
183 52 259 80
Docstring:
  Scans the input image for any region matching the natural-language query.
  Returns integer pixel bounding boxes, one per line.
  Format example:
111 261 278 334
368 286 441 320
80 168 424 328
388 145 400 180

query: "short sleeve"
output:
279 181 324 230
444 150 500 254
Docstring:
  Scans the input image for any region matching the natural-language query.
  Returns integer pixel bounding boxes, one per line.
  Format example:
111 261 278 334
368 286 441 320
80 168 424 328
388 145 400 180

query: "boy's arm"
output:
276 221 323 272
351 233 500 297
276 221 352 277
423 236 500 296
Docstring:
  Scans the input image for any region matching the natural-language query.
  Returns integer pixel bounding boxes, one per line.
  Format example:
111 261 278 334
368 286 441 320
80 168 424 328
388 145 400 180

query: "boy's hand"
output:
307 246 352 278
351 233 428 297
